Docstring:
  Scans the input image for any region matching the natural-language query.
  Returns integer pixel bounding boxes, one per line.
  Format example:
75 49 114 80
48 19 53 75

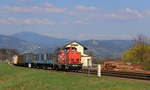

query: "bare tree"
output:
133 35 150 62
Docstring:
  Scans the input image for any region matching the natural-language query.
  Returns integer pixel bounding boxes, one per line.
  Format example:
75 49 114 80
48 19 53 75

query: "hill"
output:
0 34 38 52
11 32 70 48
80 40 133 58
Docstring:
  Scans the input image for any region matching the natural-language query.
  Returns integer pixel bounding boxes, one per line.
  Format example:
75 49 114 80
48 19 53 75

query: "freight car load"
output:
12 47 82 71
13 53 54 69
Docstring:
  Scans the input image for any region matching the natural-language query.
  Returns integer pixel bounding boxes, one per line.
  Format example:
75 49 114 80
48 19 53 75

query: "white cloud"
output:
68 7 145 21
0 18 89 25
73 20 88 24
75 5 97 11
1 6 67 14
143 10 150 15
16 0 32 1
59 20 88 25
59 22 68 25
124 8 143 18
42 2 54 7
0 18 54 24
23 18 54 24
102 8 144 20
104 13 127 20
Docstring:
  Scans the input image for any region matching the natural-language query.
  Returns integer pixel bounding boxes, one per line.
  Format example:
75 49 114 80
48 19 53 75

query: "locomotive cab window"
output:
71 59 74 61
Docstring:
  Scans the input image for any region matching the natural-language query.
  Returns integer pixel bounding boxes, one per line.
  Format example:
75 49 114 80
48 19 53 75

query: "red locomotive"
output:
53 47 82 70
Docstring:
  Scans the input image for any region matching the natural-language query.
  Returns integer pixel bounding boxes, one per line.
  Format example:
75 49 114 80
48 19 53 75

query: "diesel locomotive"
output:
12 47 82 71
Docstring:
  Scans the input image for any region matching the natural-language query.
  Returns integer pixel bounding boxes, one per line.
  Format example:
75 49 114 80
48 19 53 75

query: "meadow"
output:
0 63 150 90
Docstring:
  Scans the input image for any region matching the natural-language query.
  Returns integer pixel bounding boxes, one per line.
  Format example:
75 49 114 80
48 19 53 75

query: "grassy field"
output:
0 63 150 90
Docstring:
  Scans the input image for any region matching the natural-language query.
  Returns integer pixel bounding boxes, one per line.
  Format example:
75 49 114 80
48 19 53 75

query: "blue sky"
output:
0 0 150 40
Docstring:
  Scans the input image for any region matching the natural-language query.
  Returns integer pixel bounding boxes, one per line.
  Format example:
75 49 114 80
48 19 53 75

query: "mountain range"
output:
0 32 133 58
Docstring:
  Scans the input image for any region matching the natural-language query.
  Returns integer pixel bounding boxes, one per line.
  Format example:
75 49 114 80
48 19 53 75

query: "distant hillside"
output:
10 32 133 58
0 35 38 52
80 40 133 59
11 32 70 48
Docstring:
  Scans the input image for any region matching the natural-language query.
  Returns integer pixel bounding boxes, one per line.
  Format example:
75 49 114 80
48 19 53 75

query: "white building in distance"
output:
64 41 92 67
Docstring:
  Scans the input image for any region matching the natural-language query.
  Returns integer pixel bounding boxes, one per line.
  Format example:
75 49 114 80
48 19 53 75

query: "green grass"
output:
0 63 150 90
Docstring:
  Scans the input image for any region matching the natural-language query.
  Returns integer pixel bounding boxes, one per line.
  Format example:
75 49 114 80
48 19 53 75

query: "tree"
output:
0 48 18 61
122 35 150 69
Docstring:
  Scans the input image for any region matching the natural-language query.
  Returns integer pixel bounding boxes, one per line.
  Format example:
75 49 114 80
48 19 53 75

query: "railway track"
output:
102 71 150 80
78 69 150 80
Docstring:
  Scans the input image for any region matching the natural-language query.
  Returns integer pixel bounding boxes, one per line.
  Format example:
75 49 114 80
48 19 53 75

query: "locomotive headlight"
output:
73 65 77 67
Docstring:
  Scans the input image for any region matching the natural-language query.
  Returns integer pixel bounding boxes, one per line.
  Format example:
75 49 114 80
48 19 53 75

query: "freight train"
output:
12 47 82 71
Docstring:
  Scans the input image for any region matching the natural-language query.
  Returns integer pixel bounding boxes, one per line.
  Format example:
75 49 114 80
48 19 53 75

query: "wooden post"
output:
97 64 101 77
